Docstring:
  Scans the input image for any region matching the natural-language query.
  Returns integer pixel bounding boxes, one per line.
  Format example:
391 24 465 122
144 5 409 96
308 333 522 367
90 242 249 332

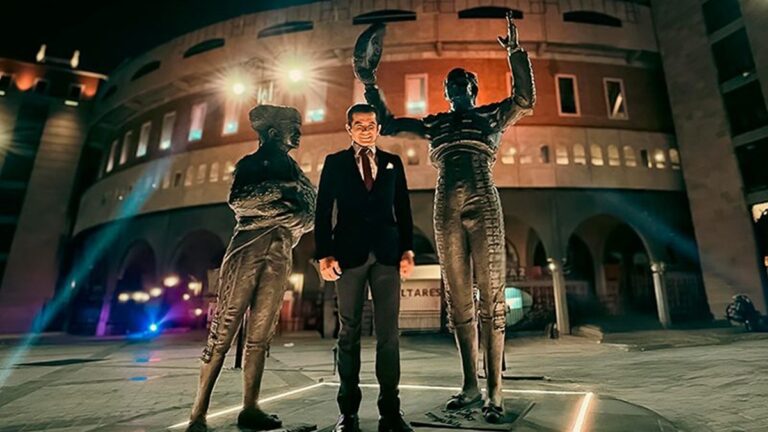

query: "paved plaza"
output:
0 330 766 431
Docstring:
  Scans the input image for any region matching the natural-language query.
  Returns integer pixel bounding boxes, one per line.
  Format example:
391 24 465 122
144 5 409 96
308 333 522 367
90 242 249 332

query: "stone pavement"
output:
0 330 766 431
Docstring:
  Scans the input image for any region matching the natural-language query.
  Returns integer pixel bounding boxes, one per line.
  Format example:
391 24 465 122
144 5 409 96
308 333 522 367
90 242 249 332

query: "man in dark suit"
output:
315 104 415 432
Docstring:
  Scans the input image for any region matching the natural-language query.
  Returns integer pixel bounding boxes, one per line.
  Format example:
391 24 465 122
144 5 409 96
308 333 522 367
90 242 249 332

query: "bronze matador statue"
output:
353 12 535 423
186 105 316 432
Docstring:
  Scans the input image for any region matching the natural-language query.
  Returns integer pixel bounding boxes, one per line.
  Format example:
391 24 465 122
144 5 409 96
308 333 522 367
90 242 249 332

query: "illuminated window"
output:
189 102 207 142
607 144 620 166
222 98 242 135
305 80 327 123
604 79 628 120
405 74 428 115
162 171 171 189
501 147 517 164
539 145 550 164
590 144 604 166
105 139 117 173
669 149 681 170
573 144 586 165
654 149 667 169
300 154 312 173
119 130 133 165
136 122 151 157
185 166 194 186
406 147 419 165
209 162 220 182
223 161 235 181
556 75 580 116
196 164 207 184
555 145 569 165
160 111 176 150
623 145 637 167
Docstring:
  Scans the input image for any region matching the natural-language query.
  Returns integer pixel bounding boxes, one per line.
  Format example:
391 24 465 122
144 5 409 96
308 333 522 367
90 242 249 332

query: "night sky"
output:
1 0 320 73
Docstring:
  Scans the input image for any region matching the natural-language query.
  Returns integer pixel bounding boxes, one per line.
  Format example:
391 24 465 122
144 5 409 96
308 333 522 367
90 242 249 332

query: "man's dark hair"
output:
346 103 378 125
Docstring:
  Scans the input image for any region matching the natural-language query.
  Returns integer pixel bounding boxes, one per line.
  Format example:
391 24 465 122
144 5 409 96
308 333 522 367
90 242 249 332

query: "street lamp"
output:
231 82 246 96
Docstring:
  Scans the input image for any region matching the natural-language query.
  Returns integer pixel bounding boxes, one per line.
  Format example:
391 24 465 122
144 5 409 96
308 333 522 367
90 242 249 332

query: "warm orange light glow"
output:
15 73 36 91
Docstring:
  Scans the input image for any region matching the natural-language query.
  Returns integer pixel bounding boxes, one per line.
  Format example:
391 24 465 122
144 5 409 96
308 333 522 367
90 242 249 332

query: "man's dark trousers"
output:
336 252 401 416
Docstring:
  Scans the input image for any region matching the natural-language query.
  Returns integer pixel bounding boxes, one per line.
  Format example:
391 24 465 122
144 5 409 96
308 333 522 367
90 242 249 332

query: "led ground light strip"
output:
168 382 595 431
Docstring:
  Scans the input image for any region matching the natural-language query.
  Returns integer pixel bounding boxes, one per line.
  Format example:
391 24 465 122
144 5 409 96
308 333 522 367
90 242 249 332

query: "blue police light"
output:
148 323 159 333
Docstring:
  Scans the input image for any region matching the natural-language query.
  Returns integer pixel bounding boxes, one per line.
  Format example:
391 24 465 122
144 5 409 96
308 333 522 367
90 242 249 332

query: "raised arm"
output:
491 12 536 127
364 84 426 137
354 23 426 138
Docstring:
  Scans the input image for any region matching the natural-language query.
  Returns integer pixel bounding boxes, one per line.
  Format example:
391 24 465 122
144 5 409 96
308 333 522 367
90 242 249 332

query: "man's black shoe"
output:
378 412 413 432
333 414 360 432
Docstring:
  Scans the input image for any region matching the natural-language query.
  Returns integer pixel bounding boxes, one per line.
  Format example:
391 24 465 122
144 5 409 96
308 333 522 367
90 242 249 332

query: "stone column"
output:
651 261 672 328
548 258 571 335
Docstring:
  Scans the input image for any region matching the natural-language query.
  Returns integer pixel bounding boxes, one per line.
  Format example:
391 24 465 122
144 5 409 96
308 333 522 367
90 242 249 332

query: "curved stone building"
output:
65 0 710 336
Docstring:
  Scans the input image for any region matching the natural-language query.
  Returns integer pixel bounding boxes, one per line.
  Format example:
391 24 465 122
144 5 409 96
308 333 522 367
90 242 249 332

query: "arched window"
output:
185 166 195 186
669 149 681 169
539 145 550 164
607 144 620 166
653 148 667 169
258 21 313 38
563 11 622 27
573 144 586 165
183 38 225 58
131 61 161 81
196 164 207 184
556 145 569 165
353 10 416 25
623 145 637 167
458 7 523 20
300 154 312 173
209 162 220 182
590 144 604 166
223 161 235 181
406 147 419 165
640 149 651 168
501 147 517 164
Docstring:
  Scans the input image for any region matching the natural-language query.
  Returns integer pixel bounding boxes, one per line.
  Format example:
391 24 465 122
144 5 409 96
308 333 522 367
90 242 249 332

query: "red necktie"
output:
359 148 374 191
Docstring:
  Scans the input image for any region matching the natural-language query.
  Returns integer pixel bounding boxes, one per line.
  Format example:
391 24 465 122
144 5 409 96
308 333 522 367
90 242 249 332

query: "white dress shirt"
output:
351 142 377 181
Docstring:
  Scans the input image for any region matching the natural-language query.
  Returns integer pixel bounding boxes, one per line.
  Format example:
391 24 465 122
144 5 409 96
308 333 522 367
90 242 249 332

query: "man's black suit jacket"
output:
314 146 414 269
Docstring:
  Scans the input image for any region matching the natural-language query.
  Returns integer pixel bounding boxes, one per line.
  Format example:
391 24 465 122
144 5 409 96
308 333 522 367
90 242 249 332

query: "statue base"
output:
410 399 535 430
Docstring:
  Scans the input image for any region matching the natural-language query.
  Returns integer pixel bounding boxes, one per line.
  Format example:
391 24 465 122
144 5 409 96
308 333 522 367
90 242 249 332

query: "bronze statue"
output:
353 12 535 423
186 105 316 432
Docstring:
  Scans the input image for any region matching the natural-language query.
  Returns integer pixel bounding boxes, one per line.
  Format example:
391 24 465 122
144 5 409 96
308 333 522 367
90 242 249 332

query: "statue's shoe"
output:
445 391 483 410
237 407 283 430
185 418 208 432
482 402 505 424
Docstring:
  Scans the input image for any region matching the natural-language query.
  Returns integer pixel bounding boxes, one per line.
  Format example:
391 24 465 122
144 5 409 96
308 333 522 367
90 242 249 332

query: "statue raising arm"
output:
353 23 427 138
487 12 536 128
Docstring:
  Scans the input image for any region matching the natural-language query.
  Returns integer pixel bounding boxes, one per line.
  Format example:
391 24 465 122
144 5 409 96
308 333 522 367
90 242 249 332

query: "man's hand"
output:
319 256 342 281
399 251 415 280
497 11 521 52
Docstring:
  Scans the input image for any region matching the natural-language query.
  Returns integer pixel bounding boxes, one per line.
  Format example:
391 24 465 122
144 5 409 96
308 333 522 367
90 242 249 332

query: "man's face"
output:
346 112 380 147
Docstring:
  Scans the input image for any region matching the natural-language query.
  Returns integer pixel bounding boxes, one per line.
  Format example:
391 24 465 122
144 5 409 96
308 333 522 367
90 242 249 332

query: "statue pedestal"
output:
410 399 535 431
